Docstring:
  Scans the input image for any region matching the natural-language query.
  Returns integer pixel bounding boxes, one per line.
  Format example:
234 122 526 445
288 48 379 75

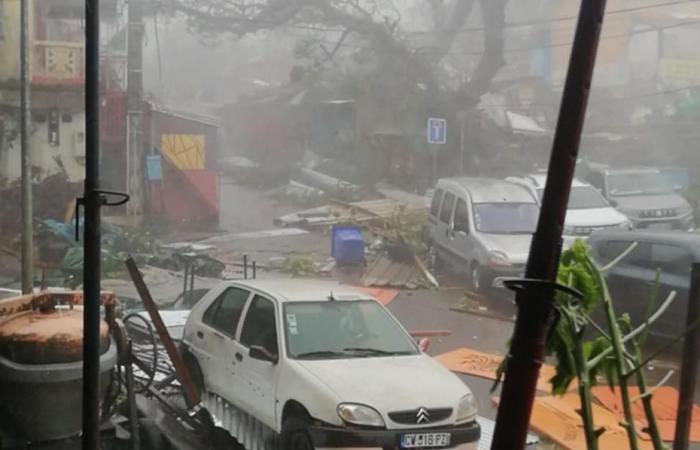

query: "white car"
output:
180 279 480 450
506 174 631 246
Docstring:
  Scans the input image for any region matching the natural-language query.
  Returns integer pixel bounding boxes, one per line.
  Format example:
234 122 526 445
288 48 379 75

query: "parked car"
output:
581 166 694 231
506 174 631 246
588 230 700 341
180 279 481 450
428 177 539 291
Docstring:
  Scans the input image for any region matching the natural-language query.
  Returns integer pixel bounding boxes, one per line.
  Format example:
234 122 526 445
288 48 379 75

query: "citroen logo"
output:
416 407 431 424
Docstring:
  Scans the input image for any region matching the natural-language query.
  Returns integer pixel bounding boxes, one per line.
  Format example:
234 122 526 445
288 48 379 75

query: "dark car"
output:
588 230 700 341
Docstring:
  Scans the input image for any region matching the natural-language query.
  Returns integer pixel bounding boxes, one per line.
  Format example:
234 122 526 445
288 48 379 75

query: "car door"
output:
189 287 251 396
598 240 654 327
647 243 692 338
229 294 280 428
450 196 475 267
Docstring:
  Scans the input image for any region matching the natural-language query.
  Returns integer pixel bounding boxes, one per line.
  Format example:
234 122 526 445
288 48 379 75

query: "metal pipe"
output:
252 261 257 280
81 0 102 443
490 2 607 449
20 0 33 294
125 256 202 408
243 254 248 280
673 263 700 450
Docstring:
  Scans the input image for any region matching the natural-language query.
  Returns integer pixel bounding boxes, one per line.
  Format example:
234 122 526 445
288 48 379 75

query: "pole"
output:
20 0 33 295
490 2 607 449
459 112 465 176
82 0 102 443
673 263 700 450
126 0 144 219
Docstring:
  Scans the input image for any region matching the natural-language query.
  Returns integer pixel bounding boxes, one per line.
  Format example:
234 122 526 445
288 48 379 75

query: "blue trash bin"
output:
331 225 365 265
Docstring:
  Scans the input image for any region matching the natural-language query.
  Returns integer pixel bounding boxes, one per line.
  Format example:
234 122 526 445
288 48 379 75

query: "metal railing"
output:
32 40 85 85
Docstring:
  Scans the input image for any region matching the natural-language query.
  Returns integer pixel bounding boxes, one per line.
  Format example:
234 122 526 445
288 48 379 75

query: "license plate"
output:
401 433 451 448
648 222 672 231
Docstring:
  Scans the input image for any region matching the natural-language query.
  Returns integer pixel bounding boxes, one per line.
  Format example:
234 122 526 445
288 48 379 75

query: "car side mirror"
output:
249 345 278 364
608 199 618 207
453 223 469 234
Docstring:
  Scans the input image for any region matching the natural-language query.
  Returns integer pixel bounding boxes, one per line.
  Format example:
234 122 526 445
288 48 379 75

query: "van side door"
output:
435 190 456 255
450 196 476 266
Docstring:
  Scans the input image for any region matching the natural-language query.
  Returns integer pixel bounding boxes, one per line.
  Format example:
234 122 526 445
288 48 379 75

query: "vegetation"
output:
493 239 682 450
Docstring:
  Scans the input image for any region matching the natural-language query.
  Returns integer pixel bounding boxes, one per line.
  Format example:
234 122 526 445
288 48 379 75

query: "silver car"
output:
428 178 539 291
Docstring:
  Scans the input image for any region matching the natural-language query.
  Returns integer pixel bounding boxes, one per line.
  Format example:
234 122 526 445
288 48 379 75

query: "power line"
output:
401 0 700 35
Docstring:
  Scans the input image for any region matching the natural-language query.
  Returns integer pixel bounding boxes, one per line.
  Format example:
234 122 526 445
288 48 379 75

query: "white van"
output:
428 178 539 291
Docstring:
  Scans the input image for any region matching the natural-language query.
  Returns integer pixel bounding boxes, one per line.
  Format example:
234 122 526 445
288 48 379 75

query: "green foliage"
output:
279 255 317 277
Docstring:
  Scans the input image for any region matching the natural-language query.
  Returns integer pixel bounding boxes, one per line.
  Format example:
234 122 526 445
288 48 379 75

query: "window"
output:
284 301 418 359
568 186 609 209
240 296 278 355
430 189 444 217
454 198 469 229
596 240 651 267
472 203 539 234
202 287 250 337
439 192 455 224
650 244 692 276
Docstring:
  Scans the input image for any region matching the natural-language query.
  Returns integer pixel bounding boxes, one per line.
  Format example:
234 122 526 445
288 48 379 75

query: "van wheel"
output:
470 263 484 292
281 417 315 450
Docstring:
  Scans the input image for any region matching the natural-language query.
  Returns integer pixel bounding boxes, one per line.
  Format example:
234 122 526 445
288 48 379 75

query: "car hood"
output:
477 233 532 264
611 194 689 213
296 354 470 413
565 207 628 227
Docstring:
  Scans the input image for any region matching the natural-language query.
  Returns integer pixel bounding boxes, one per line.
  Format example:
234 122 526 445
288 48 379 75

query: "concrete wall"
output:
0 0 33 83
0 109 85 183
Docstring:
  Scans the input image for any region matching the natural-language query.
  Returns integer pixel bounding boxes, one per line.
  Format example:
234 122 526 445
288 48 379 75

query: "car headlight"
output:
456 393 478 424
337 403 385 427
488 251 511 267
616 220 632 230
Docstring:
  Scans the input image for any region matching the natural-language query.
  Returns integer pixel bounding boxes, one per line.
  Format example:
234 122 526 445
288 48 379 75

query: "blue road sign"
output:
427 117 447 144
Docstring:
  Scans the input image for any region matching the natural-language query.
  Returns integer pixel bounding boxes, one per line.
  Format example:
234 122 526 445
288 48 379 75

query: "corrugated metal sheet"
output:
204 393 276 450
361 255 424 289
476 416 539 450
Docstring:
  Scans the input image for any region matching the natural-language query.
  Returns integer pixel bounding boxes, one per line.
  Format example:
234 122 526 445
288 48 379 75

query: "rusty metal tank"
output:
0 291 117 442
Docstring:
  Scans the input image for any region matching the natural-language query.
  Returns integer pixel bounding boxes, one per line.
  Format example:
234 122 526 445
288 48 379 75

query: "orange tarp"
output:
494 394 653 450
352 287 398 305
592 386 700 442
436 347 575 393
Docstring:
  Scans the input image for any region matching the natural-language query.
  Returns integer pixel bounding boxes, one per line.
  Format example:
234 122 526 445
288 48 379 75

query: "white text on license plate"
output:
401 433 451 448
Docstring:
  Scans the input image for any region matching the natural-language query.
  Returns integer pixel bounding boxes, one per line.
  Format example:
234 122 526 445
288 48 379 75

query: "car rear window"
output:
650 244 693 276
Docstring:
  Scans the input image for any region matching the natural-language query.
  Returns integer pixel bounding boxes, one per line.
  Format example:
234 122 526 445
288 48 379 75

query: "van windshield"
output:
607 172 673 196
284 301 419 359
473 203 539 234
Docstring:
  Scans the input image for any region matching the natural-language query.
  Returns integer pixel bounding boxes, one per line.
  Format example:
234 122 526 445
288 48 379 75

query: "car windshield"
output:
473 203 539 234
284 301 418 359
607 172 673 196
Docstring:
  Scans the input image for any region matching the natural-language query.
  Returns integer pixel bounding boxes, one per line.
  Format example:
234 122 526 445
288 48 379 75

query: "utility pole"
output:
126 0 144 220
20 0 33 294
82 0 102 444
490 1 608 449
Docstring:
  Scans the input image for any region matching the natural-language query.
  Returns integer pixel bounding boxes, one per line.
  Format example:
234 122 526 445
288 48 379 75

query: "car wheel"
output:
182 351 205 395
281 417 315 450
